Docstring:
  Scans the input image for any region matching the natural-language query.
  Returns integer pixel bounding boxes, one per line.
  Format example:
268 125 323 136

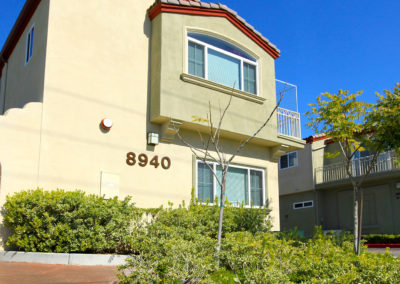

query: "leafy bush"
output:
363 234 400 244
119 225 400 283
146 201 271 239
117 202 271 283
3 189 140 253
220 230 400 283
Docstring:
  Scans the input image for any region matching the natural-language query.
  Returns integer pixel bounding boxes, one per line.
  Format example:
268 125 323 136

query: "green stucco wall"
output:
150 12 296 147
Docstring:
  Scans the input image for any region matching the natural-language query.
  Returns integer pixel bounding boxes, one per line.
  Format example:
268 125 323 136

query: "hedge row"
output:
3 189 270 254
117 227 400 283
4 189 400 282
3 189 140 253
363 234 400 244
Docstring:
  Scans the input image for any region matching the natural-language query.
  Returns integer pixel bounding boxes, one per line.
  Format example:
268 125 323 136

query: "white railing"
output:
315 151 399 184
277 107 301 139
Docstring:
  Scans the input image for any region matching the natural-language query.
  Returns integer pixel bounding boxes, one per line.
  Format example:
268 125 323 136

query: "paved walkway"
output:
0 262 119 284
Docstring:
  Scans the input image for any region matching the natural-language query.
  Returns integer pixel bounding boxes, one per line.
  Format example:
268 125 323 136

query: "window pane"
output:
304 201 313 207
294 203 303 209
216 166 248 205
289 152 297 167
188 33 256 62
250 170 263 206
29 27 34 58
26 33 31 62
280 155 288 169
208 49 241 90
188 41 204 77
197 162 214 202
244 63 256 94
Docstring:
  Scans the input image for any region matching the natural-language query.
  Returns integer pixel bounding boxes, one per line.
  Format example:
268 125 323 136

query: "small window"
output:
187 33 258 95
293 200 313 210
25 25 35 64
279 151 298 170
197 161 264 206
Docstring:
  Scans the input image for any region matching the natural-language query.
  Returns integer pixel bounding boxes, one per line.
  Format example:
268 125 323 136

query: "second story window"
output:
279 151 298 170
25 25 35 64
187 33 258 95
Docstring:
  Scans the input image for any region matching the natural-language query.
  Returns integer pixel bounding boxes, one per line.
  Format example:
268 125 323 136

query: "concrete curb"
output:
0 251 130 266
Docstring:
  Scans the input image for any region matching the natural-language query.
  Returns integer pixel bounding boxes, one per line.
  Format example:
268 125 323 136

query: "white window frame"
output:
186 35 259 95
25 24 35 65
293 200 314 210
195 160 265 207
279 151 298 170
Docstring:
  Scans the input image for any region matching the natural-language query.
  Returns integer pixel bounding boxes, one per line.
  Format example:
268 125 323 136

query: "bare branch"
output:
228 89 285 164
176 130 219 164
215 88 234 149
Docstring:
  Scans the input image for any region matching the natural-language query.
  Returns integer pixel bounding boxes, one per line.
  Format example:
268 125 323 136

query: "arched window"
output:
187 33 258 95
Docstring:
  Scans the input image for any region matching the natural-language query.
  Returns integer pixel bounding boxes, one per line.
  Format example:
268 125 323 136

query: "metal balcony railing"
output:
277 107 301 139
275 79 301 139
315 151 399 184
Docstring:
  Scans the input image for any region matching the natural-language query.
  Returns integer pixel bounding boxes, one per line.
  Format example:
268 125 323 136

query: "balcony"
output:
277 108 301 139
276 80 301 139
315 151 400 184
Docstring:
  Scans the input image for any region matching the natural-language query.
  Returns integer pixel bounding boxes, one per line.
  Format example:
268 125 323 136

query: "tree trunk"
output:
357 189 364 255
216 170 227 254
353 186 359 254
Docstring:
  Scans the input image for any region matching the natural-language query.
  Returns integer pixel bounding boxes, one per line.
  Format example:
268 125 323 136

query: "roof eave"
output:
0 0 42 76
148 1 280 59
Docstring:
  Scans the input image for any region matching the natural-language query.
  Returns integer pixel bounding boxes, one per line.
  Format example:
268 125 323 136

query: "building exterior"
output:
279 134 400 236
0 0 304 246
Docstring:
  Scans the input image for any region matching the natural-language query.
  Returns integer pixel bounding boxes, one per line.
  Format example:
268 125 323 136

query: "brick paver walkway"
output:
0 262 119 284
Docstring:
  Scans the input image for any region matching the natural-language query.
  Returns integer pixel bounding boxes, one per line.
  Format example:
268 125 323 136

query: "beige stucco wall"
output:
279 143 314 195
0 0 49 113
0 0 284 245
0 102 43 246
34 0 281 228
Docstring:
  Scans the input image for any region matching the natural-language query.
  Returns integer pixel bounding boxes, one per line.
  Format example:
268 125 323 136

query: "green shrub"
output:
117 202 271 283
117 208 400 283
219 230 400 283
363 234 400 244
147 201 271 239
3 189 140 253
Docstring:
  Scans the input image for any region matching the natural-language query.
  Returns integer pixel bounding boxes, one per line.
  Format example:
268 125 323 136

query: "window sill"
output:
180 73 265 104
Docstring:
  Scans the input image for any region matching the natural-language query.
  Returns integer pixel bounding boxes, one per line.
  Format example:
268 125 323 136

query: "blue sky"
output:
1 0 399 138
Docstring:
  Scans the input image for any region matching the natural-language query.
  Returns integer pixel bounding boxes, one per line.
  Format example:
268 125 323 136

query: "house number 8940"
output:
126 152 171 170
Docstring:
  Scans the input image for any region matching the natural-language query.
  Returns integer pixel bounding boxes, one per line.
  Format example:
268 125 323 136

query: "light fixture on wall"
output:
147 132 159 146
100 118 113 130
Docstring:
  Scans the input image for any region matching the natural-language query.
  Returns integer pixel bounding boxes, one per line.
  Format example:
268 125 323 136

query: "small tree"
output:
306 85 400 255
177 84 288 254
366 83 400 156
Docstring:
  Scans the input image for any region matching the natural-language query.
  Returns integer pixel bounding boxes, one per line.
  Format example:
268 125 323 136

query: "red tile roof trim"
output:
0 0 41 76
148 1 281 59
305 134 327 144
